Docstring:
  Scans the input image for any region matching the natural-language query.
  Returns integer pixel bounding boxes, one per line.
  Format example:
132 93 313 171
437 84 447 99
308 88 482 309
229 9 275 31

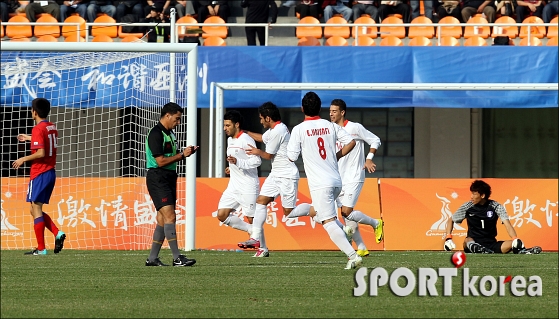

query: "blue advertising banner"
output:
1 47 557 108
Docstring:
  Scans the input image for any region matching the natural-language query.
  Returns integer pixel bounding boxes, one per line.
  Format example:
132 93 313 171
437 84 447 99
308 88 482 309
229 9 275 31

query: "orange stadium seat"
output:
10 36 31 41
202 16 227 39
176 16 200 40
379 35 403 46
296 16 322 39
519 16 545 39
464 36 488 46
438 35 459 46
408 16 434 39
408 36 432 46
34 14 60 38
519 36 543 46
118 26 143 39
62 15 86 38
297 36 321 46
491 16 518 39
547 17 558 39
91 15 118 38
380 16 405 39
353 35 376 46
202 35 226 46
436 16 462 39
64 34 85 42
325 35 348 46
121 35 142 42
464 16 490 39
37 34 58 42
324 16 350 39
352 15 378 39
92 34 114 42
6 15 32 39
547 37 558 46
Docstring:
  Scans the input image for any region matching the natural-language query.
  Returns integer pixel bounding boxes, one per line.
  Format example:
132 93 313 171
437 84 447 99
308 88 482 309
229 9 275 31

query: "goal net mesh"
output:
1 50 189 250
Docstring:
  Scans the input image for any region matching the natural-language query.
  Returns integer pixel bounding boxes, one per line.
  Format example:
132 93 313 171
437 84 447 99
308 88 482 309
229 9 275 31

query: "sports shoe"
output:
343 225 354 244
357 249 370 257
145 257 169 266
24 249 47 255
374 219 384 244
54 231 66 254
173 254 196 267
345 255 363 270
518 246 542 255
469 243 494 254
238 238 260 249
252 248 270 257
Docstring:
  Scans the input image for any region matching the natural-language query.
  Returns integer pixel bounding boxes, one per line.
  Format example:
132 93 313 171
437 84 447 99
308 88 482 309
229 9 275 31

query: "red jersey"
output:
30 120 58 180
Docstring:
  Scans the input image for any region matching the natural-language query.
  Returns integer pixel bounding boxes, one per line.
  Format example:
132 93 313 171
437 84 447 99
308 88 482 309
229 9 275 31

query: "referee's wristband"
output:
366 153 375 160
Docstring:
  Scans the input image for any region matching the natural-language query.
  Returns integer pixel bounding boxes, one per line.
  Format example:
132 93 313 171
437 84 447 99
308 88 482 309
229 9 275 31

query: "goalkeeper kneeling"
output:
443 180 542 255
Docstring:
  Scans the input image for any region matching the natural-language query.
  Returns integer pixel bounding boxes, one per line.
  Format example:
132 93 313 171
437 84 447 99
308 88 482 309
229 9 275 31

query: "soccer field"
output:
1 250 557 318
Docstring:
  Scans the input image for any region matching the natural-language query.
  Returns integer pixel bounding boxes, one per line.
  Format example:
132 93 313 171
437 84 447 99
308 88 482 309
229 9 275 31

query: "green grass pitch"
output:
1 250 557 318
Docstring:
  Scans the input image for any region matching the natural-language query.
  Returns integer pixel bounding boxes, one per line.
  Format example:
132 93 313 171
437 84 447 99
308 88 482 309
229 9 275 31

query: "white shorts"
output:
335 182 364 208
218 188 257 217
310 186 342 223
259 176 299 209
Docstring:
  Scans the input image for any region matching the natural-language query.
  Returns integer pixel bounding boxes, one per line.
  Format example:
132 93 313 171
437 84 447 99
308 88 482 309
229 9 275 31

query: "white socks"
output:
347 210 379 228
323 220 356 259
252 203 267 250
287 203 311 218
345 218 367 251
223 214 251 233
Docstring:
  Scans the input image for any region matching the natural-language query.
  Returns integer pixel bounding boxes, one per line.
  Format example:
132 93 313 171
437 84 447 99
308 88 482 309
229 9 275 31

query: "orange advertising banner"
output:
1 177 382 251
380 179 558 251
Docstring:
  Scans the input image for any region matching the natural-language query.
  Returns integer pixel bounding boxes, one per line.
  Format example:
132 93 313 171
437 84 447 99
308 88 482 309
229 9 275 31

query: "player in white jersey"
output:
215 110 261 240
238 102 301 257
286 91 363 270
329 99 384 257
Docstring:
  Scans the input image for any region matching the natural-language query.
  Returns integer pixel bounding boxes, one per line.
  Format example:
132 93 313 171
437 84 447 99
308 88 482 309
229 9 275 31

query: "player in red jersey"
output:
12 98 66 256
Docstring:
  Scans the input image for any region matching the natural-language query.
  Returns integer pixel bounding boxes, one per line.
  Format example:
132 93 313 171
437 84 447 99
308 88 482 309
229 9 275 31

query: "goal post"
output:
1 42 198 251
209 82 558 178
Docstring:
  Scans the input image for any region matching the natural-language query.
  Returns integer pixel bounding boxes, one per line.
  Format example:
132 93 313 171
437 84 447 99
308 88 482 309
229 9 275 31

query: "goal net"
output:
1 42 198 251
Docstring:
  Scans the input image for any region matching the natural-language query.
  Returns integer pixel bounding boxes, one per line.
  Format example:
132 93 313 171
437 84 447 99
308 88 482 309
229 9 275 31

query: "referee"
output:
145 102 198 267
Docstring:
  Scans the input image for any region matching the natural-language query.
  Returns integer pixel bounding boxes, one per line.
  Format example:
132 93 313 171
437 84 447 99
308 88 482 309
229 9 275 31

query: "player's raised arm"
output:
357 123 381 173
245 131 263 143
334 124 355 160
17 134 31 142
286 126 301 162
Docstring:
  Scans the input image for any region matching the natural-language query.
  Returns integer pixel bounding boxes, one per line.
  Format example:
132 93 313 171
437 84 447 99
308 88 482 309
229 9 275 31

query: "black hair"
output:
160 102 183 117
258 102 281 122
32 98 51 118
302 91 321 116
470 180 492 200
224 110 243 127
331 99 347 113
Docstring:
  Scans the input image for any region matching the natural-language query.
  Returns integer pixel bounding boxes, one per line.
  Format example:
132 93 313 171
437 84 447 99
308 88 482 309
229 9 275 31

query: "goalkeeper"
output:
443 180 542 255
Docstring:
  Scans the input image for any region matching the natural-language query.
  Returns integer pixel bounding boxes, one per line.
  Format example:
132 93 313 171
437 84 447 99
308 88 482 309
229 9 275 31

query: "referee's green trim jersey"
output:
145 122 178 171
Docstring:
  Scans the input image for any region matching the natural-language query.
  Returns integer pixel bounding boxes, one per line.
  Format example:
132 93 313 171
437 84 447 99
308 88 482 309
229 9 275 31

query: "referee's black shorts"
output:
146 168 178 211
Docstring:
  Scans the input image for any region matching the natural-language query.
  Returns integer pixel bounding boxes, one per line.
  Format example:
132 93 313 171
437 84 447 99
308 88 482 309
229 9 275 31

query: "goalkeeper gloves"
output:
444 237 456 251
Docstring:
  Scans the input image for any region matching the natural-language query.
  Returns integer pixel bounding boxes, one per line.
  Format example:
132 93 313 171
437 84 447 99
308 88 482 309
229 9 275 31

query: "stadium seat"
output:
547 37 558 46
464 36 488 46
438 35 459 46
121 35 142 42
380 16 405 39
297 36 321 46
352 15 377 39
353 35 375 46
64 34 85 42
547 17 558 39
408 36 432 46
176 16 200 40
464 16 490 39
296 16 322 39
491 16 518 39
10 36 31 41
62 15 86 38
92 34 114 42
379 35 403 46
408 16 434 39
6 15 32 39
91 15 118 38
34 14 60 38
118 26 143 39
202 16 227 39
1 20 4 38
519 16 545 39
324 16 350 39
202 35 226 46
37 34 58 42
325 35 348 46
519 36 543 46
436 16 462 39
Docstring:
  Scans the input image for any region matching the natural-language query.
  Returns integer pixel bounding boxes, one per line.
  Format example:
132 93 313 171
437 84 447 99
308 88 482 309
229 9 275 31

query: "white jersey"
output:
226 131 261 194
263 122 299 179
336 120 381 184
287 116 353 191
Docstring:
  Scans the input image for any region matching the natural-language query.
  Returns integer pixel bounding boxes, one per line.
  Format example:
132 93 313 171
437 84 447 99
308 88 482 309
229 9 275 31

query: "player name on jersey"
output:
306 127 331 136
